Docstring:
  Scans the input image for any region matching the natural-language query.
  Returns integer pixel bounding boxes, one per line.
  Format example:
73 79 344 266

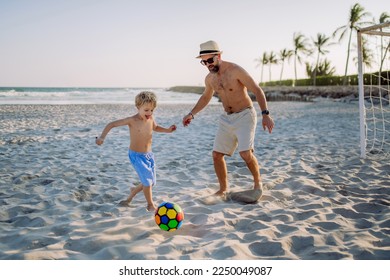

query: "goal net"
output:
358 22 390 158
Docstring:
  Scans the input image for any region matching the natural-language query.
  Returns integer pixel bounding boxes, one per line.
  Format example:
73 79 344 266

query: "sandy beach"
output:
0 101 389 260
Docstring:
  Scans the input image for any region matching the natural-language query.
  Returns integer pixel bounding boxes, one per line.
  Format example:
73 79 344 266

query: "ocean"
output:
0 87 218 105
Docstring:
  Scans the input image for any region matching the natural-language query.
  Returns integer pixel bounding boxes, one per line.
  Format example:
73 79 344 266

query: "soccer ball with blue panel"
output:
154 202 184 231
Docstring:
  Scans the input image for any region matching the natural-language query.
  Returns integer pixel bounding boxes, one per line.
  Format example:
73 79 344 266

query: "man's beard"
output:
209 65 219 73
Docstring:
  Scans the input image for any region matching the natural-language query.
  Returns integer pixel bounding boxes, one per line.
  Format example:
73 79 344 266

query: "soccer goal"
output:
358 22 390 159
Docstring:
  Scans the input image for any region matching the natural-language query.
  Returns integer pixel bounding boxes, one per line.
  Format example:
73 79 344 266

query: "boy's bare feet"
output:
119 186 141 207
119 200 130 207
146 204 157 212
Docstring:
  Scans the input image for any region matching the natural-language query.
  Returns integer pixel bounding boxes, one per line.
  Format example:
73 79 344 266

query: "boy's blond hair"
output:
135 91 157 108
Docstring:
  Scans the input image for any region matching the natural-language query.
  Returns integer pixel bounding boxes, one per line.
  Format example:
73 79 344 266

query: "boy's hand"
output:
95 137 104 145
169 125 177 132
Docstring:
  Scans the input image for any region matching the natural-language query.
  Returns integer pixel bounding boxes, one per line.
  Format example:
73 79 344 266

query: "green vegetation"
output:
333 3 372 85
168 86 205 94
170 3 389 101
261 71 389 87
256 2 389 87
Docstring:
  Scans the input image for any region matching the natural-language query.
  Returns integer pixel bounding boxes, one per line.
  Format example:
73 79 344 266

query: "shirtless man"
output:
182 40 274 196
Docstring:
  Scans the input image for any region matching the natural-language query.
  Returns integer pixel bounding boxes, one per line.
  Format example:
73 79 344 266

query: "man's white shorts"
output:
213 107 257 156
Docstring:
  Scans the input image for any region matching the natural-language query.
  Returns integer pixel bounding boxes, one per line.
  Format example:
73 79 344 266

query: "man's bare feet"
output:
214 190 227 197
254 182 263 190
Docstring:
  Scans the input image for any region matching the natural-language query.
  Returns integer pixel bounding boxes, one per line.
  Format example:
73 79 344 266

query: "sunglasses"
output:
200 56 217 65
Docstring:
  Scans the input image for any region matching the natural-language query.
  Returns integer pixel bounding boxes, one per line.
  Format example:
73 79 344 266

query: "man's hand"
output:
182 113 193 127
262 115 274 133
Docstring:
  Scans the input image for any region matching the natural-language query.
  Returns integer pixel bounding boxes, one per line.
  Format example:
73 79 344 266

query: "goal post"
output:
358 22 390 159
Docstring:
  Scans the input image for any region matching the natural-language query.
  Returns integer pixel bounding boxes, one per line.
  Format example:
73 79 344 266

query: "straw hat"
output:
196 40 223 58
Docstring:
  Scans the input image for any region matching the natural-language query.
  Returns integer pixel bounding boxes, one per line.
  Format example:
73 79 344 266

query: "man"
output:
182 40 274 197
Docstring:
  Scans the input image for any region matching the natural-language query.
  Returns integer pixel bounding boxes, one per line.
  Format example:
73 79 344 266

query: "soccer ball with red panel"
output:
155 202 184 231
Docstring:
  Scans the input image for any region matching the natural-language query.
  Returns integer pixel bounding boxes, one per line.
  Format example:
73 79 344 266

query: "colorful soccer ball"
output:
155 202 184 231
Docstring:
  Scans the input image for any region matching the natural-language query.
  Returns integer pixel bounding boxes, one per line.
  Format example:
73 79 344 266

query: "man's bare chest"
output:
211 75 236 92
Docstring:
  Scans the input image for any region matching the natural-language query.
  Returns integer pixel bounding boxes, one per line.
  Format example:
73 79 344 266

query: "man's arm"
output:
237 68 274 133
237 67 268 111
182 78 214 126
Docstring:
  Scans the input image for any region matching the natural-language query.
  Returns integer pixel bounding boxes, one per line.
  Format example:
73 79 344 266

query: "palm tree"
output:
378 12 390 23
255 52 269 84
278 48 293 84
353 37 374 71
376 12 390 74
312 33 334 86
333 3 371 85
292 32 310 86
267 51 278 82
306 59 336 78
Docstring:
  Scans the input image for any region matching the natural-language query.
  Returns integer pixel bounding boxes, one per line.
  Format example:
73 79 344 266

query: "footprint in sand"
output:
197 195 226 205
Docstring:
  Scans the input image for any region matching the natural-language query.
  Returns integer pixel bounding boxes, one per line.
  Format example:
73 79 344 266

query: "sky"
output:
0 0 388 88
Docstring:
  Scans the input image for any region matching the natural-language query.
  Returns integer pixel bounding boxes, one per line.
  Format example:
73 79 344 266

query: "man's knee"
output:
212 151 224 161
239 150 254 162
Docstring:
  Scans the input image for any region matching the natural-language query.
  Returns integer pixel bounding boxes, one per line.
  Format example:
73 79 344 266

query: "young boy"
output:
96 91 176 211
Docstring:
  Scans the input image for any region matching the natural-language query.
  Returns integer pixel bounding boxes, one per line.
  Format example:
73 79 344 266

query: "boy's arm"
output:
96 117 132 145
153 119 176 133
153 124 177 133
